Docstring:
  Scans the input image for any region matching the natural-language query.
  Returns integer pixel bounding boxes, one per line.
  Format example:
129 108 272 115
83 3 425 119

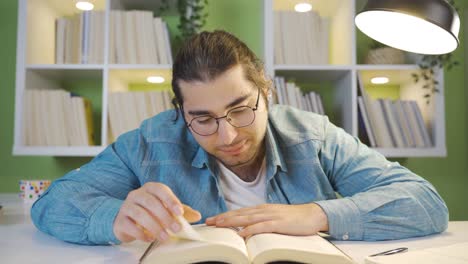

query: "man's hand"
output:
205 203 328 238
113 182 201 243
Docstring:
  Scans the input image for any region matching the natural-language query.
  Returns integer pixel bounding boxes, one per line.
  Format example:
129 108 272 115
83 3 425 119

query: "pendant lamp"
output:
355 0 460 55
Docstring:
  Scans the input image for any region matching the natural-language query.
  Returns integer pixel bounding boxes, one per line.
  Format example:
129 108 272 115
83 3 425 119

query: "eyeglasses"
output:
186 88 260 136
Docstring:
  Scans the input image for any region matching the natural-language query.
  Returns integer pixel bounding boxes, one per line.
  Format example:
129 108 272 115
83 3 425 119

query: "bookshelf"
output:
13 0 446 158
13 0 173 156
264 0 446 157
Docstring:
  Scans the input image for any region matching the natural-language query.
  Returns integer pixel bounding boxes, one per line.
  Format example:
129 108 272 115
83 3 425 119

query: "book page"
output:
246 233 354 264
145 225 249 264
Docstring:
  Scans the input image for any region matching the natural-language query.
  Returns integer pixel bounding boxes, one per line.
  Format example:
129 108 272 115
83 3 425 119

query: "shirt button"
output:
342 233 349 240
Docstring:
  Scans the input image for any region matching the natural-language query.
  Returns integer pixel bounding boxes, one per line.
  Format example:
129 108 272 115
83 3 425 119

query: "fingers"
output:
144 183 184 216
183 204 202 223
206 205 269 226
130 191 179 234
238 221 278 238
114 182 198 244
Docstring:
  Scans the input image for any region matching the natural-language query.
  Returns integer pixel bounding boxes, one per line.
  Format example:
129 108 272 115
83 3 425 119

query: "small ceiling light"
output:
355 0 460 55
371 77 389 85
294 3 312 13
147 76 165 84
76 1 94 11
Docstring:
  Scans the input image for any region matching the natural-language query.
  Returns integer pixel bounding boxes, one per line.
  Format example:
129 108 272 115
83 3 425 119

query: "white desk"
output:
1 193 467 263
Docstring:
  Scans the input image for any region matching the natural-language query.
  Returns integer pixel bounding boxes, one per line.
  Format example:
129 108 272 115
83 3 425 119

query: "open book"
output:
140 220 355 264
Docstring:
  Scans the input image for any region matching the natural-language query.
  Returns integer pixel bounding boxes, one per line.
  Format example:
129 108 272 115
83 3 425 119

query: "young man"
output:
31 30 448 245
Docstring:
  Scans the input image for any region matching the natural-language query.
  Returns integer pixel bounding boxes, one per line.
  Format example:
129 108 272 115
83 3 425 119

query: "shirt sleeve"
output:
31 130 144 245
314 118 448 241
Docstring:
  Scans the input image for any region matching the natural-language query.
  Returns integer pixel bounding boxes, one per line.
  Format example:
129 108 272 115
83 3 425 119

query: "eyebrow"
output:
187 92 253 116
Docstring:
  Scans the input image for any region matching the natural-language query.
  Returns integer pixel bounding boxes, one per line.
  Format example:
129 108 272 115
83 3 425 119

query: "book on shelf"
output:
142 224 354 264
55 11 105 64
22 89 94 146
108 90 173 141
274 77 326 115
357 96 376 147
274 10 329 65
380 99 405 148
80 10 173 65
411 101 433 147
356 73 433 149
357 73 392 148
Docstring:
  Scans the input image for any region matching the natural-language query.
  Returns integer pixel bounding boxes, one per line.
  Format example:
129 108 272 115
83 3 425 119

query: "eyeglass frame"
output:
185 87 261 136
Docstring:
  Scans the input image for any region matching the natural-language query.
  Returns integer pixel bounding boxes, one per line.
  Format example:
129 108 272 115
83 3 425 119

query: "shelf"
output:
275 68 351 82
13 146 106 157
265 0 446 158
25 68 103 85
108 64 172 70
274 65 353 71
27 64 105 70
356 64 420 70
373 147 447 158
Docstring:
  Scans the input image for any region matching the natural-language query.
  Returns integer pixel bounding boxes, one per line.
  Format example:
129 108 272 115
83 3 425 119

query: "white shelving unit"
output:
13 0 173 156
263 0 446 157
12 0 447 158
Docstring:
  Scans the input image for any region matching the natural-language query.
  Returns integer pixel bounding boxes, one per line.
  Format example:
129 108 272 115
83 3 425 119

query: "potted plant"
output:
159 0 208 48
411 0 460 104
365 39 405 65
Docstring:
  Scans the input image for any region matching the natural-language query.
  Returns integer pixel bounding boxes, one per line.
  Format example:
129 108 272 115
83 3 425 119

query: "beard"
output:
215 138 265 171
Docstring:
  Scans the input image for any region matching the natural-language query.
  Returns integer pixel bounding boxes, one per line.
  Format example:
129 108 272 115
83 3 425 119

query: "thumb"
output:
182 204 202 223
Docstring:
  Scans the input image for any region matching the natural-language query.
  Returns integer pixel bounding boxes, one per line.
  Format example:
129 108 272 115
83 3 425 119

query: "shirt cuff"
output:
88 198 124 245
314 198 363 241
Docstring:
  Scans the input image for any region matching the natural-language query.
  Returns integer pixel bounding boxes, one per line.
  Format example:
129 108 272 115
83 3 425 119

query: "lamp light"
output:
355 0 460 55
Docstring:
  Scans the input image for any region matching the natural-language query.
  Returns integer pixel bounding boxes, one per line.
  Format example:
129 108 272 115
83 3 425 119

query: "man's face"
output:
180 65 268 170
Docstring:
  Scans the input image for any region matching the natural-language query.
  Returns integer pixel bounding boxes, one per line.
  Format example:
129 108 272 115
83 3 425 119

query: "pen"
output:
369 247 408 257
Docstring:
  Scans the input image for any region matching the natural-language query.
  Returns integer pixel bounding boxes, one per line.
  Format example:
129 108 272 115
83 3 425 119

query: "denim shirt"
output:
31 105 448 245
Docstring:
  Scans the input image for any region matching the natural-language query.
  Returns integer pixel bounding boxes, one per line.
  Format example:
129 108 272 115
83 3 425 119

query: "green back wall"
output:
0 0 466 220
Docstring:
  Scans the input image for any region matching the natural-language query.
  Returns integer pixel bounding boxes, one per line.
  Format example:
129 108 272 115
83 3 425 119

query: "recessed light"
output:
147 76 165 84
294 3 312 13
371 77 389 85
76 1 94 11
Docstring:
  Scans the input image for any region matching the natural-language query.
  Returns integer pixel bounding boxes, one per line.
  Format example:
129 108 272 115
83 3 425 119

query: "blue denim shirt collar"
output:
191 145 209 169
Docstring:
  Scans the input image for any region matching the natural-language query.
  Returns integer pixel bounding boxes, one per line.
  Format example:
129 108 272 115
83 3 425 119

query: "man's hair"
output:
171 30 271 121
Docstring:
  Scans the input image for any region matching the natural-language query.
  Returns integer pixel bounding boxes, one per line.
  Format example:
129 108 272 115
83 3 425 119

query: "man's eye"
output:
229 107 249 116
196 117 214 124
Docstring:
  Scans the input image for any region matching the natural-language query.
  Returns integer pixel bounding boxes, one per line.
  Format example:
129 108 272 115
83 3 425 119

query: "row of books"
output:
274 77 325 115
109 10 173 64
274 10 329 65
55 11 105 64
108 90 173 141
54 10 173 65
358 79 432 148
22 89 94 146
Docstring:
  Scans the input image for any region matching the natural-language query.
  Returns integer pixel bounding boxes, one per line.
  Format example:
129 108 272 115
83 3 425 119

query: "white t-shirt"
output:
217 158 267 211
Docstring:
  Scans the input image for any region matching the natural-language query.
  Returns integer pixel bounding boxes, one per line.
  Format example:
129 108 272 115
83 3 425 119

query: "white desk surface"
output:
1 193 467 264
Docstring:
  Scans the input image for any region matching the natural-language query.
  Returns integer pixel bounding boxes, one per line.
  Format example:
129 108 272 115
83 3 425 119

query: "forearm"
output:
316 180 448 241
31 179 124 245
31 136 142 245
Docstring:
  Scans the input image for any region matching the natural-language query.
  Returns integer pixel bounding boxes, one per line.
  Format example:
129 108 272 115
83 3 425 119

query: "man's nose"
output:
217 118 238 145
